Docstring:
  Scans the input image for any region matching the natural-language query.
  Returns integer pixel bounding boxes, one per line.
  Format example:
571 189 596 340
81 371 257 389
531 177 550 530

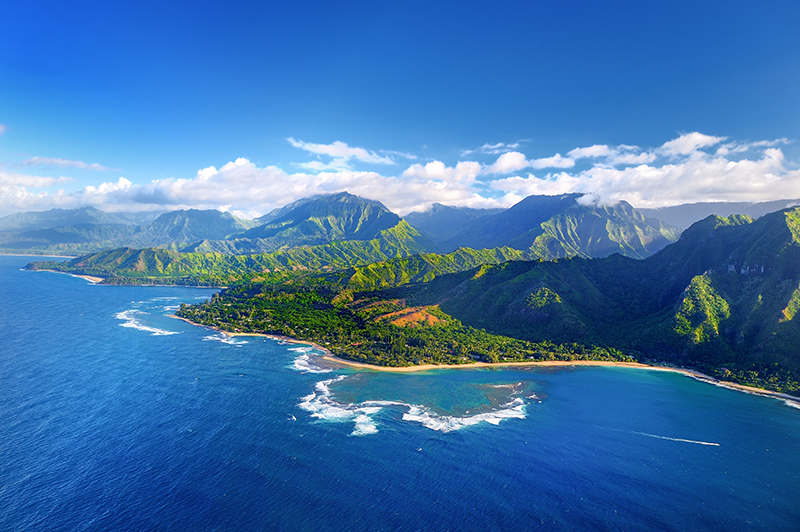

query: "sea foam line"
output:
291 353 332 374
632 431 720 446
298 375 528 435
115 310 179 336
202 333 248 346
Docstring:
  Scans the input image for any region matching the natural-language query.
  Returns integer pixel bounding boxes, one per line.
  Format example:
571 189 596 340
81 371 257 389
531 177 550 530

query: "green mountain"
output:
639 199 800 229
0 206 144 230
0 208 255 255
191 192 411 254
404 203 504 242
27 220 431 285
392 208 800 390
440 194 681 259
254 196 315 225
146 209 256 243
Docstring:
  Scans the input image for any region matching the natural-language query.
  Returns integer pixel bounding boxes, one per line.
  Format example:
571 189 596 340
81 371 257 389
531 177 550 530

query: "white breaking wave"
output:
163 305 181 312
287 346 313 353
632 431 720 446
115 310 179 336
299 375 528 435
202 333 248 346
402 398 526 433
783 399 800 410
292 353 332 374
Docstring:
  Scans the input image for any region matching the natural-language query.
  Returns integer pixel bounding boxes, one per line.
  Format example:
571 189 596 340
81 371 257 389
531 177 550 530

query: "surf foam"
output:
115 310 179 336
292 353 332 374
202 333 248 346
299 375 528 435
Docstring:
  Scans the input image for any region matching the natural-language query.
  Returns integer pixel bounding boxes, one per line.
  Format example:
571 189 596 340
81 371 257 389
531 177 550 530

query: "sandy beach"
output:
321 355 800 405
31 268 105 284
169 315 800 407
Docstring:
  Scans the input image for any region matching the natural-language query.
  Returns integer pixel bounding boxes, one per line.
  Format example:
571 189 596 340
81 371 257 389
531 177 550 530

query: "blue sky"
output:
2 0 800 217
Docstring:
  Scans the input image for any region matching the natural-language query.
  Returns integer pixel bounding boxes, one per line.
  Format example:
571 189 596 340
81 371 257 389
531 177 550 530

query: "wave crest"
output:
299 375 528 435
115 310 178 336
202 333 248 347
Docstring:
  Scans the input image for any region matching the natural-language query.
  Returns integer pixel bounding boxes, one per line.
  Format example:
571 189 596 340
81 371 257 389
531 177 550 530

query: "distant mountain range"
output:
638 199 800 229
7 193 800 260
0 208 254 254
0 206 160 230
427 194 679 259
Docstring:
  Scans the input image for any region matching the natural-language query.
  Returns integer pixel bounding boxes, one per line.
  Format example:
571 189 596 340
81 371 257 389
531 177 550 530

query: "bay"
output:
1 255 799 531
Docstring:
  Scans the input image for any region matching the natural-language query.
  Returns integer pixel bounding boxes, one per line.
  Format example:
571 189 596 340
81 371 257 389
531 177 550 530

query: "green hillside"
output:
440 194 681 259
167 208 800 395
27 220 430 285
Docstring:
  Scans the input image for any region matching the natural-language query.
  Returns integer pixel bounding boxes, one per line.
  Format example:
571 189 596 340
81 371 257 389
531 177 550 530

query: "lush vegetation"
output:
26 221 430 285
177 278 633 367
398 210 800 394
437 193 680 259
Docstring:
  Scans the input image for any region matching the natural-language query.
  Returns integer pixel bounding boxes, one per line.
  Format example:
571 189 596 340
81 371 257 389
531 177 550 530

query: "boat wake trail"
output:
632 431 720 446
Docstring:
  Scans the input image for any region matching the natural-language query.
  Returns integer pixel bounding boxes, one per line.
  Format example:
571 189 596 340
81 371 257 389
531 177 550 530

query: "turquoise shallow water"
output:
1 255 799 531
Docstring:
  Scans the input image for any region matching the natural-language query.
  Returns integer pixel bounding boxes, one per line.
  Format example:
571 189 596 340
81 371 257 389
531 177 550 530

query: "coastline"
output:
169 315 336 356
31 268 104 284
169 315 800 407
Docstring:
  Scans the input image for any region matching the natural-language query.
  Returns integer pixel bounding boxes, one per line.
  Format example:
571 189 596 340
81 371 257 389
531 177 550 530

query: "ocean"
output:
1 255 799 531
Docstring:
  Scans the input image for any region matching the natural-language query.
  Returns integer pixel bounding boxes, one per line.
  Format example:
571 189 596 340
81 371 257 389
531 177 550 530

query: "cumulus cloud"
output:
0 155 517 217
490 139 797 207
287 138 395 166
484 151 575 174
22 156 115 172
530 153 575 169
484 152 529 174
567 145 614 159
402 161 481 183
3 132 799 218
658 132 726 157
0 171 72 188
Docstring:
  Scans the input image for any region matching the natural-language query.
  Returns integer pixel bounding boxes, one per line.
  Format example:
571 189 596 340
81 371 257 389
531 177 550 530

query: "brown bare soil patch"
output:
378 306 443 327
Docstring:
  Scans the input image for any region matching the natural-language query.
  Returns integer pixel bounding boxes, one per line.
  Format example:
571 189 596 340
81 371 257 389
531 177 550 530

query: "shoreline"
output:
30 268 105 284
168 315 336 356
169 315 800 407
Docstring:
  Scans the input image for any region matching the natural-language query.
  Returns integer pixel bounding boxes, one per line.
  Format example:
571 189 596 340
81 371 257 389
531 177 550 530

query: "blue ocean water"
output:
1 255 799 531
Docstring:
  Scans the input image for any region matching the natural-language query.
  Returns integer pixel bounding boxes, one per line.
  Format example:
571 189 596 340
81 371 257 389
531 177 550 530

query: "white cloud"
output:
715 138 790 156
287 138 395 165
484 151 575 174
0 156 513 217
490 143 795 207
22 156 115 172
461 141 522 156
0 124 7 135
0 171 72 188
659 132 726 157
607 151 657 166
567 145 614 159
530 153 574 169
403 160 481 183
484 152 530 174
3 132 799 218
